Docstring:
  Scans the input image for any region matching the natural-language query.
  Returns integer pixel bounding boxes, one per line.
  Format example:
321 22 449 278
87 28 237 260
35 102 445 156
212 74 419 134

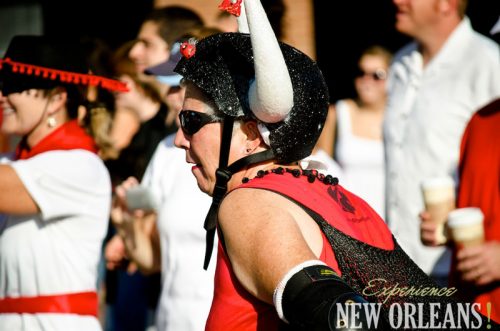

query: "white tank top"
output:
335 100 386 217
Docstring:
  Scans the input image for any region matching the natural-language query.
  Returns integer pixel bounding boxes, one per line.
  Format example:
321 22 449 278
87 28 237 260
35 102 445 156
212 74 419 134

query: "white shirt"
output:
301 149 344 179
141 134 215 331
384 17 500 276
0 150 111 331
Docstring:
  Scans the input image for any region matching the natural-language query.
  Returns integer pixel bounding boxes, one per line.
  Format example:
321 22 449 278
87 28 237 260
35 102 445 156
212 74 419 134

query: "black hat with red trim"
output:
0 35 127 96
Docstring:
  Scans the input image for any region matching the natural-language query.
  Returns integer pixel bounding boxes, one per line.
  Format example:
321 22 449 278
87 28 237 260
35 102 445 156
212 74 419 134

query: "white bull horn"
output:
243 0 294 123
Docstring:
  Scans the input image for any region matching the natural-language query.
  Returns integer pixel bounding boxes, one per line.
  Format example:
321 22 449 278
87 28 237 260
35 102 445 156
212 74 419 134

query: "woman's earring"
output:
47 116 57 128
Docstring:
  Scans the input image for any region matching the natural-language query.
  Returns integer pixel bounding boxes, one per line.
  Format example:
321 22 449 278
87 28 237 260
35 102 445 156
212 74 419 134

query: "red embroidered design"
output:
218 0 243 16
0 58 128 92
327 186 356 214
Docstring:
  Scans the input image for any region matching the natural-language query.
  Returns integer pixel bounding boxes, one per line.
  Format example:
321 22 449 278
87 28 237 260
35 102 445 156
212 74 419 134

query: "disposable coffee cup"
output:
447 207 484 249
421 176 456 244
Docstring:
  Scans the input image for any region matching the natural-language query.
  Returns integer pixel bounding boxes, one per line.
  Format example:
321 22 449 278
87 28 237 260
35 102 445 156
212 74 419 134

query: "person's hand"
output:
104 234 127 270
111 177 139 224
103 234 139 274
456 241 500 286
110 177 140 229
419 211 446 246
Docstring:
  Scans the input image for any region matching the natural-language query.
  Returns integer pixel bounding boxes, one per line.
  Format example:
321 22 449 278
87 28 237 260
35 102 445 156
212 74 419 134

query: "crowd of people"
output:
0 0 499 330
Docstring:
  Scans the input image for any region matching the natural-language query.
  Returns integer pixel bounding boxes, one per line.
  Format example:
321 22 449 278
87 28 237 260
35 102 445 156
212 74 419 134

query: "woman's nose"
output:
174 126 189 150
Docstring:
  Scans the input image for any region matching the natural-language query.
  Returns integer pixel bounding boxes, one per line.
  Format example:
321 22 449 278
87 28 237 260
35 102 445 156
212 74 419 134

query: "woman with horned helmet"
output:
171 1 497 330
0 35 127 330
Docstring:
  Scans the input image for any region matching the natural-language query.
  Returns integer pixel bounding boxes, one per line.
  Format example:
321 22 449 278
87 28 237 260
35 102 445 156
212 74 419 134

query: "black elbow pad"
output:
281 265 389 330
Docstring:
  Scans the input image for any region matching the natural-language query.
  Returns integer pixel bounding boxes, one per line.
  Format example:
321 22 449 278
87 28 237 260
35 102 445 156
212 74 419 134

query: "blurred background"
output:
1 0 497 101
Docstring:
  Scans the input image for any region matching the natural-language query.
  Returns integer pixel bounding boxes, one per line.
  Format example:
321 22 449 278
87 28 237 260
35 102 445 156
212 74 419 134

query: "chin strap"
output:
203 116 275 269
227 148 275 173
203 115 234 269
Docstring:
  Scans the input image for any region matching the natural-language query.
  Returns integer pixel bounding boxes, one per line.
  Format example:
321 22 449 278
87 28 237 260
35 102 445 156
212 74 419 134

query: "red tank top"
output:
205 171 394 331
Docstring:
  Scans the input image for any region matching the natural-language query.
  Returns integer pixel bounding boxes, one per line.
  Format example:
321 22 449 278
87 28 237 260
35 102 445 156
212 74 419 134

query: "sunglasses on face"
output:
179 110 222 135
355 68 387 81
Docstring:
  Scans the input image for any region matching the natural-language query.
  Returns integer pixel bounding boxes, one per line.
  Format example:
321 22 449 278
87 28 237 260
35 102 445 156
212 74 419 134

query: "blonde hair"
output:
86 103 118 160
457 0 468 19
43 86 118 160
360 45 393 67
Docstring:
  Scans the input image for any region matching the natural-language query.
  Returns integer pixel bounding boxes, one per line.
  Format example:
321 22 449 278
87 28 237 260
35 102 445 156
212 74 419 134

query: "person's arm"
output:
115 212 161 275
219 187 383 330
219 187 321 302
315 104 337 158
5 151 111 220
104 233 128 271
0 164 39 214
110 177 161 274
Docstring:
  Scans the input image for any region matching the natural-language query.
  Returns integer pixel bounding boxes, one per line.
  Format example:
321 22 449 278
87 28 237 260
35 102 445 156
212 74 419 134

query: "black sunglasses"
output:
355 68 387 81
179 110 222 135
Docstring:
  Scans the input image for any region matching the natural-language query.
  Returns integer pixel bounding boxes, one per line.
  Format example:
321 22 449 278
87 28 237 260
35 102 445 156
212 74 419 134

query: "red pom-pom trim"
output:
0 58 129 92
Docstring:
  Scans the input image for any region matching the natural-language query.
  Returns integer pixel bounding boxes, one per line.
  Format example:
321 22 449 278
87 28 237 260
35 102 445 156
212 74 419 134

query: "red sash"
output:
0 291 98 316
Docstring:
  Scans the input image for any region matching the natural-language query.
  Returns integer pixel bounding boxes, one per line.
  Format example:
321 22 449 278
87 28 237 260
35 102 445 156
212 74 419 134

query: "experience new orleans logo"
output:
334 278 494 329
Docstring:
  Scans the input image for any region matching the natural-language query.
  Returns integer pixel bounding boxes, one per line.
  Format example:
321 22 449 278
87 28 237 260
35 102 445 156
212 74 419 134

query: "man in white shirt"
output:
383 0 500 283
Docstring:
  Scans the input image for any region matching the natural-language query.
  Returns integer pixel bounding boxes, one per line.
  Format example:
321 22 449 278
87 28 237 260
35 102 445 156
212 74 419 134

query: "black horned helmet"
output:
174 0 329 269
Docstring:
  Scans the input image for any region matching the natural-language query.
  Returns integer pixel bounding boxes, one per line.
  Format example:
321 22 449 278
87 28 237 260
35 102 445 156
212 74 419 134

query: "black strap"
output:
227 149 275 173
203 115 234 269
218 116 234 169
203 119 276 269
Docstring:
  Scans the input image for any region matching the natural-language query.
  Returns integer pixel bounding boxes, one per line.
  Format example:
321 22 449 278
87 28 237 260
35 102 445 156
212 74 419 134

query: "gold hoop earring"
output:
47 116 57 128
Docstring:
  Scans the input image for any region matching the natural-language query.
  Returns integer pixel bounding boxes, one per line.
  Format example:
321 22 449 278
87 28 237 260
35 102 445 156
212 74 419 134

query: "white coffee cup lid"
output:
421 176 455 189
448 207 484 227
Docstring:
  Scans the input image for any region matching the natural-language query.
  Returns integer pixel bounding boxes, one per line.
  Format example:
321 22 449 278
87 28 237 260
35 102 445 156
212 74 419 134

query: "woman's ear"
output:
439 0 456 15
47 89 68 115
241 120 263 154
